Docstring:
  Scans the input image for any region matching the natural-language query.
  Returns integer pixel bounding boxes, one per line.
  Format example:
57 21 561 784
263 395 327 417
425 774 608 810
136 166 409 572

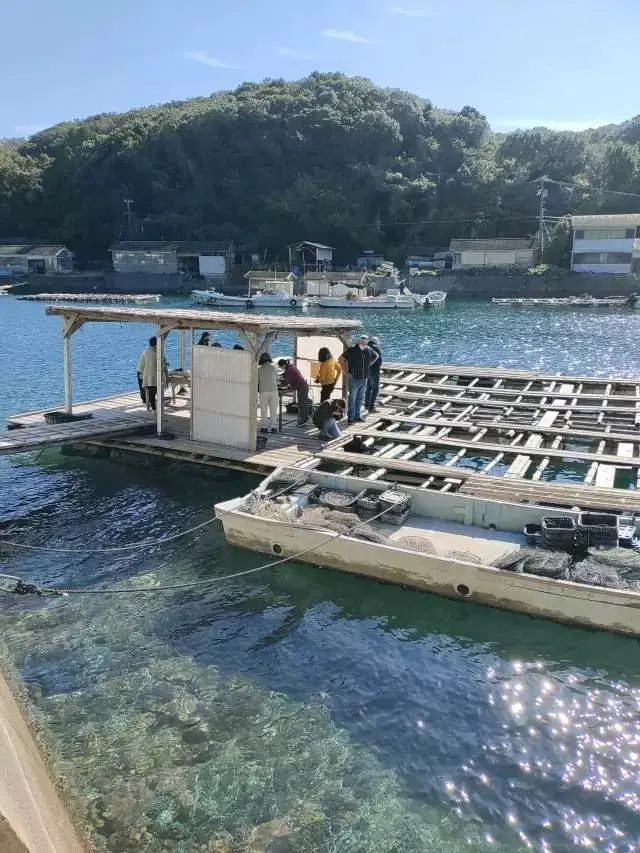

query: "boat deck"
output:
383 515 521 564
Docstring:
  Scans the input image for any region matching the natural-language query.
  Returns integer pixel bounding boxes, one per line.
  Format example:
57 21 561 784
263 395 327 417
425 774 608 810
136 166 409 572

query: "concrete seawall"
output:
408 272 640 299
13 270 640 300
0 671 86 853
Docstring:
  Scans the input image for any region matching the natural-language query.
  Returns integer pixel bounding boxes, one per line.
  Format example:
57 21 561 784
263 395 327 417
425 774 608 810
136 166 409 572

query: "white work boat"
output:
191 289 308 310
215 466 640 637
318 287 421 310
424 290 447 309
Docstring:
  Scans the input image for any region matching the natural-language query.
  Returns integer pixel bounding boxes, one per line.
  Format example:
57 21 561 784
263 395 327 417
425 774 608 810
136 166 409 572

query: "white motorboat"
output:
191 289 308 310
215 466 640 637
424 290 447 309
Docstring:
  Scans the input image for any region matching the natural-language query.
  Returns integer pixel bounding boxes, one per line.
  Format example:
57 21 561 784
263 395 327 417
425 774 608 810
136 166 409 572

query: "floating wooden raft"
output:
492 297 628 307
17 293 161 303
310 362 640 509
0 413 152 456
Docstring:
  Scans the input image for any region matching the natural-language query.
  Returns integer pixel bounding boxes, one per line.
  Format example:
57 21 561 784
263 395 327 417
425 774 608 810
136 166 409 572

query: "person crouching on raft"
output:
312 397 346 440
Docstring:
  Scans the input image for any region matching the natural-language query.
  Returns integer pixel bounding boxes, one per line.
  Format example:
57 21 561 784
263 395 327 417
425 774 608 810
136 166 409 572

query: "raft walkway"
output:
492 296 629 307
16 293 161 303
7 393 376 474
3 401 153 456
7 359 640 512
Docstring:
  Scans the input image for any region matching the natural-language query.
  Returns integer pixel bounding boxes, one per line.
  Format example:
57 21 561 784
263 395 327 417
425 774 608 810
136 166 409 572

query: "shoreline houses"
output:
109 241 235 278
0 241 74 276
570 214 640 274
449 238 536 270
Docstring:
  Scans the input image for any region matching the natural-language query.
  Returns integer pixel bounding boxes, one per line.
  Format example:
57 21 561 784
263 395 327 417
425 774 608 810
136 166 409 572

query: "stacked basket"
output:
541 516 576 552
377 489 411 526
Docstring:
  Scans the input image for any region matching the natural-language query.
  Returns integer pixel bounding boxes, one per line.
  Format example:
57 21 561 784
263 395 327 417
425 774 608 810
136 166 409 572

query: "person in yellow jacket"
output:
315 347 343 402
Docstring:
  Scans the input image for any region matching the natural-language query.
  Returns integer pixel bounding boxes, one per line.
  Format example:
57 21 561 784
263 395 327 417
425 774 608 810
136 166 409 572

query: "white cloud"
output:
390 7 426 16
321 29 372 43
493 118 611 132
184 51 238 69
275 45 300 58
15 124 45 137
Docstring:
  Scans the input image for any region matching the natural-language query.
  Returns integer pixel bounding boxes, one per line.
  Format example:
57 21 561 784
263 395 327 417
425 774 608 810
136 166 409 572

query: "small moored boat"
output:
424 290 447 309
191 289 308 309
215 466 640 637
192 271 308 309
318 286 419 310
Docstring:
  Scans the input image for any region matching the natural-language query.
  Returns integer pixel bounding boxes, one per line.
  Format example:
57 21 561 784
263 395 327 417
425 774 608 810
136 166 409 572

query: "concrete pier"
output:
0 674 86 853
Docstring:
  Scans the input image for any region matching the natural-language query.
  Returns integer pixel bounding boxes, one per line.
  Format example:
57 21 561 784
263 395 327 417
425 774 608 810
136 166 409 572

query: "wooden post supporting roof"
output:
156 329 164 436
61 314 84 415
179 329 186 371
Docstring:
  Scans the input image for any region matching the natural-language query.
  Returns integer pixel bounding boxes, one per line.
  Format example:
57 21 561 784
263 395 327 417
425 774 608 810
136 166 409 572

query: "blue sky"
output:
3 0 638 138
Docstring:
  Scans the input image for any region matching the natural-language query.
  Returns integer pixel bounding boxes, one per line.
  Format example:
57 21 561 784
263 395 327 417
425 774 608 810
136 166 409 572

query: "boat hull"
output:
215 499 640 637
191 290 308 309
317 298 415 310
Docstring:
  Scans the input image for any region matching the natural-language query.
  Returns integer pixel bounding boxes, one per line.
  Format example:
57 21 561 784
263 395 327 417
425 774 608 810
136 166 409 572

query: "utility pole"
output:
124 198 133 240
537 177 549 263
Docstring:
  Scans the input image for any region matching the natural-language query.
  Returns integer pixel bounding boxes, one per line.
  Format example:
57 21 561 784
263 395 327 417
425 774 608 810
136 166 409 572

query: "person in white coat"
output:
136 346 147 403
257 352 279 433
138 336 168 412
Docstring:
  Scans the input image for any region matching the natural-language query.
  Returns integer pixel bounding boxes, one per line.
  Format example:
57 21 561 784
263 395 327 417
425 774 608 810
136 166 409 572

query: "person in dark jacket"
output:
312 398 346 440
277 359 311 424
364 336 382 413
341 334 379 423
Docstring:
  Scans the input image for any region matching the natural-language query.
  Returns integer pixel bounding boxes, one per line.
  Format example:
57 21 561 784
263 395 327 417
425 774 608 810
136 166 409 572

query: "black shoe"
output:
260 427 268 433
271 428 278 434
347 419 355 425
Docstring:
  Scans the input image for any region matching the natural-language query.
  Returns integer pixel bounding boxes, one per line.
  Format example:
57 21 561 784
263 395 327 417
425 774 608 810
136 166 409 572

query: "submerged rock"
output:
207 830 233 852
247 818 296 853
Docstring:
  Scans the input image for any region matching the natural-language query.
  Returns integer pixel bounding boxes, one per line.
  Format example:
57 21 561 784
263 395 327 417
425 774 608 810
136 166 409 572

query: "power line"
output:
381 215 559 227
546 177 640 201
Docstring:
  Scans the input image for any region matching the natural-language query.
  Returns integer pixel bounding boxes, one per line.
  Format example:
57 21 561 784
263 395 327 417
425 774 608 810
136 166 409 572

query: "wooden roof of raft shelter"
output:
45 305 361 338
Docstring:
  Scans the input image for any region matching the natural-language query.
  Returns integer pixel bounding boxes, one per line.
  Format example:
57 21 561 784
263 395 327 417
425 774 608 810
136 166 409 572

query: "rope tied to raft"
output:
0 504 398 598
0 481 302 556
0 515 220 554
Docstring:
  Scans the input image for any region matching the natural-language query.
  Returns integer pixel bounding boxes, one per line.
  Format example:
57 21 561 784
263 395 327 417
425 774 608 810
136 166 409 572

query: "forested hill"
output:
1 72 639 264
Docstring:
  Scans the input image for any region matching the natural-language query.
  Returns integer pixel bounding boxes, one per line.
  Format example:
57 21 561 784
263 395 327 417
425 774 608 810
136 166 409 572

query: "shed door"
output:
191 346 256 450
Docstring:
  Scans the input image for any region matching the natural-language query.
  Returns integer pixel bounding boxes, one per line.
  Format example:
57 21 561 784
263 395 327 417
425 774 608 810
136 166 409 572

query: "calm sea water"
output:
2 297 640 853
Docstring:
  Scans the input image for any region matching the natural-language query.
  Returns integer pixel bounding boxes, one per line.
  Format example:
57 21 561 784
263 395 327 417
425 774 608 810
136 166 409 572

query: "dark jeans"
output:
348 377 367 422
320 382 335 402
297 389 312 424
137 371 146 403
365 372 380 410
146 386 157 411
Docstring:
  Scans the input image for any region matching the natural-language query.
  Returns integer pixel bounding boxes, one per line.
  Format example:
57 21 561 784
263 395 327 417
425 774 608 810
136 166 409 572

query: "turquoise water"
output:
2 297 640 852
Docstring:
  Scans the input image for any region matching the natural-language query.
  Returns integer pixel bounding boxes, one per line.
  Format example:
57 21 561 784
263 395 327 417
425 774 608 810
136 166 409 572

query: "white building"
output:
571 214 640 274
449 238 535 270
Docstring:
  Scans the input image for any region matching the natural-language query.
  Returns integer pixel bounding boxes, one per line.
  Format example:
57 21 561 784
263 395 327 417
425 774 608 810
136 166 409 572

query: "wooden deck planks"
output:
0 413 152 455
7 361 640 502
